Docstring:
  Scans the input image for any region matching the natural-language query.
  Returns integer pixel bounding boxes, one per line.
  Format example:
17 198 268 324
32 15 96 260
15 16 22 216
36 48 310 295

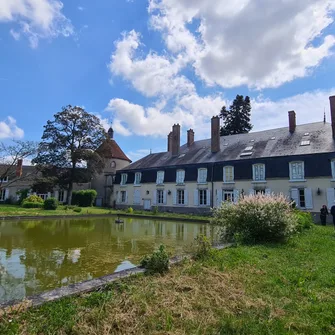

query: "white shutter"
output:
216 189 222 207
47 192 51 199
291 188 299 206
327 188 335 209
163 191 167 205
304 188 313 209
249 189 255 196
64 191 68 203
125 191 128 204
5 188 9 200
184 190 188 205
173 191 177 205
54 190 59 201
233 189 240 203
194 190 199 206
153 190 157 205
265 188 271 196
206 190 211 206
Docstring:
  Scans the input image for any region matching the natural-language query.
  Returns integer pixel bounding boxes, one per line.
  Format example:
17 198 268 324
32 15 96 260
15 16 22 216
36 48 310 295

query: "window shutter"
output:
290 188 299 206
153 190 157 205
265 188 271 196
54 190 59 201
332 162 335 179
47 192 51 199
304 188 313 209
233 189 240 203
184 190 188 205
206 190 211 206
327 188 335 209
249 189 255 196
116 191 120 204
63 191 68 203
5 188 9 200
194 190 199 206
125 191 128 204
173 191 177 205
216 189 222 207
163 191 167 205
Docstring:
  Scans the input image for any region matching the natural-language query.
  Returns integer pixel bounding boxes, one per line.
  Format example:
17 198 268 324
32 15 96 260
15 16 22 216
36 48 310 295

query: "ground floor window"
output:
177 189 185 205
38 194 48 200
291 188 312 209
199 189 207 205
133 189 141 204
121 191 127 203
255 189 265 195
0 189 6 201
58 190 65 203
157 190 164 204
299 189 306 208
223 190 234 202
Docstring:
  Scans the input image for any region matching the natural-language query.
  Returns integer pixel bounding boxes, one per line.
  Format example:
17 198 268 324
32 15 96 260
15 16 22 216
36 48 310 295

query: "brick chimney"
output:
330 96 335 139
211 116 220 153
16 159 23 177
167 132 173 152
172 124 180 156
187 129 194 147
288 111 296 133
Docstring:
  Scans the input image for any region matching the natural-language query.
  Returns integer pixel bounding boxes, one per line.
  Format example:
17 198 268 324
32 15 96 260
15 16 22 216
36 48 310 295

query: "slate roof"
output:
122 122 335 171
96 139 132 163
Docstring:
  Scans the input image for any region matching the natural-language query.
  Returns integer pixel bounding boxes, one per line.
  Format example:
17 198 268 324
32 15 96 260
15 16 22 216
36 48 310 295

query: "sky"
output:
0 0 335 162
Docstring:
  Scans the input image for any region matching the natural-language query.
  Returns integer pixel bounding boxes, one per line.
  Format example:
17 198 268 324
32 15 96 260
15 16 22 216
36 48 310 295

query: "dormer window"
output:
197 168 207 184
176 170 185 184
156 171 164 185
120 173 127 185
134 172 141 185
253 164 266 182
0 176 8 183
223 166 234 183
289 161 305 181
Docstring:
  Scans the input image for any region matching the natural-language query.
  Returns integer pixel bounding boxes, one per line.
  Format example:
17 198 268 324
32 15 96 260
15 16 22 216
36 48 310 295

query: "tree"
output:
32 105 107 204
0 140 37 191
220 95 253 136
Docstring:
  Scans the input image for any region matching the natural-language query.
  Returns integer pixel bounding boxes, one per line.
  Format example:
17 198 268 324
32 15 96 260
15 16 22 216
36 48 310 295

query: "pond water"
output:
0 217 218 303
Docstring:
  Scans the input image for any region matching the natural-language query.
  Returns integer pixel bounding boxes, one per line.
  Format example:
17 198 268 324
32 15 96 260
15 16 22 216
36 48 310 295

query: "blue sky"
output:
0 0 335 162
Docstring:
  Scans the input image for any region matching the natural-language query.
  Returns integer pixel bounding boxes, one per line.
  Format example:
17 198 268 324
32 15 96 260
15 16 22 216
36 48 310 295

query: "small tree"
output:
32 105 107 204
220 95 253 136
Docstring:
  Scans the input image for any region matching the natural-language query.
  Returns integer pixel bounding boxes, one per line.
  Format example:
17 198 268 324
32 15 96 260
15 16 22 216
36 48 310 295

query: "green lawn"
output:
1 226 335 334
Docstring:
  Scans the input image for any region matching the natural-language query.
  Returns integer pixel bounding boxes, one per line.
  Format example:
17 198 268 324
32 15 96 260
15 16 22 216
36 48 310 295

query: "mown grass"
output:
1 226 334 334
0 205 210 221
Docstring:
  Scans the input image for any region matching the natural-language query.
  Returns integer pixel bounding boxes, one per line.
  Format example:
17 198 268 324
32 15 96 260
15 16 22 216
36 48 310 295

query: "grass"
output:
0 204 210 221
1 226 335 334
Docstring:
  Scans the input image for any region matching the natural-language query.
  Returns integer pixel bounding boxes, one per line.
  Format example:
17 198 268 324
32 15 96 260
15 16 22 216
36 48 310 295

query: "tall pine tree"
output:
220 95 253 136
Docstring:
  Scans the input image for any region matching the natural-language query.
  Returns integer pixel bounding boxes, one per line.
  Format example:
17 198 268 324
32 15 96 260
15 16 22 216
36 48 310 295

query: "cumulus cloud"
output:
0 0 73 48
0 116 24 139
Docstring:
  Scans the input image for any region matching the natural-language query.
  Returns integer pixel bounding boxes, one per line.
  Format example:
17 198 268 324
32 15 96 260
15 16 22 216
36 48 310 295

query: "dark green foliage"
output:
22 201 44 208
73 207 82 213
193 234 212 260
43 197 59 210
72 189 97 207
294 210 314 231
16 188 30 204
140 244 170 275
152 206 159 215
220 95 253 136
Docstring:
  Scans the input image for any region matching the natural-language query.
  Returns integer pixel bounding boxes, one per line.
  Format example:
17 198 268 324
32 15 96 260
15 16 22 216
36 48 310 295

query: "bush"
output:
126 207 134 214
140 244 170 275
25 195 44 203
22 201 44 209
73 207 82 213
193 234 212 260
212 194 298 244
152 206 159 215
44 197 58 210
72 190 97 207
16 189 30 204
294 210 314 231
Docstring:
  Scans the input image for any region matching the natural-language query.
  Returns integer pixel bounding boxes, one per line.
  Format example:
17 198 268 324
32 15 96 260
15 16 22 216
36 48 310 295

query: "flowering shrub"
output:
25 195 44 203
211 194 298 243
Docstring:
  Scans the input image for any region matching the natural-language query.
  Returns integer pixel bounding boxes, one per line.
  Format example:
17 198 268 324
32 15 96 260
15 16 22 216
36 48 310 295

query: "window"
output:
156 171 164 185
177 189 185 205
58 190 65 203
38 194 48 200
199 189 207 206
0 176 8 183
121 173 127 185
133 189 141 204
121 191 127 203
255 189 265 195
299 189 305 208
111 161 116 168
197 168 207 183
331 159 335 179
0 189 6 201
134 172 142 185
291 188 313 209
223 166 234 183
157 190 164 204
176 170 185 184
290 162 305 181
253 164 266 181
223 190 234 202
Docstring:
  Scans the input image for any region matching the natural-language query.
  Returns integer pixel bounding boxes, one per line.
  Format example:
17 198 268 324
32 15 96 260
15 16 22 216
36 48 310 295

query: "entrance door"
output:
143 199 151 210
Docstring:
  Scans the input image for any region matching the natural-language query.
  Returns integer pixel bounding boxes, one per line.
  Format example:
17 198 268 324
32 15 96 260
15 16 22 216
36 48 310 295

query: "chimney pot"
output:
187 129 195 147
211 116 220 153
330 96 335 139
288 110 296 133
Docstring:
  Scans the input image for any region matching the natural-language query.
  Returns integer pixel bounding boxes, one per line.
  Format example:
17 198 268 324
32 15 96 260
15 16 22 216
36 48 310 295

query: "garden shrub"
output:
193 234 212 260
73 207 82 213
211 194 298 244
152 206 159 215
22 201 44 209
25 195 44 203
16 189 30 204
44 197 58 210
140 244 170 275
71 190 97 207
294 210 313 231
126 207 134 214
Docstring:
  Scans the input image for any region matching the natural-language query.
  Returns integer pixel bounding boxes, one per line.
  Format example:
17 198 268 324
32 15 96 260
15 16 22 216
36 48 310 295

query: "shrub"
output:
25 195 44 203
22 201 44 209
294 210 313 231
140 244 170 275
44 197 58 210
193 234 212 260
152 206 159 215
126 207 134 214
16 189 30 204
73 207 82 213
72 190 97 207
211 194 298 244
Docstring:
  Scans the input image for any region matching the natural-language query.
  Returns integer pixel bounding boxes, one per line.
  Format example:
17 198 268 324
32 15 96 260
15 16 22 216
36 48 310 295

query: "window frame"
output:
223 166 234 183
197 168 207 184
176 169 185 185
198 189 207 206
120 173 128 186
222 190 234 203
289 161 305 181
156 171 165 185
0 189 6 201
134 172 142 185
252 163 266 182
177 189 185 205
0 176 8 183
120 190 127 203
157 190 164 205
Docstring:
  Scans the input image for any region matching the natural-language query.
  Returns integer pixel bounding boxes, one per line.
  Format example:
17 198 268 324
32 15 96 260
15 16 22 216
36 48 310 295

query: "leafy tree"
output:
32 105 107 204
220 95 253 136
0 140 37 190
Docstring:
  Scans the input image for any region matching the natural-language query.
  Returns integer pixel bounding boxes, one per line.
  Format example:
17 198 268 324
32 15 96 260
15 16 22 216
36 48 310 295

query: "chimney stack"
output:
330 96 335 139
187 129 194 147
172 124 180 156
211 116 220 153
288 110 296 133
16 159 23 178
167 132 173 152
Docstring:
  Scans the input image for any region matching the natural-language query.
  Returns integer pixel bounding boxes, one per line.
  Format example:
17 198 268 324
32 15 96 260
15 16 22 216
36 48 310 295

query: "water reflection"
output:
0 217 217 303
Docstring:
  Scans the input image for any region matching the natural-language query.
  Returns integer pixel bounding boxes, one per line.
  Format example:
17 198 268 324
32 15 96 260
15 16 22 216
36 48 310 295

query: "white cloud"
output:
77 6 84 11
0 0 73 48
9 28 20 40
149 0 335 89
0 116 24 139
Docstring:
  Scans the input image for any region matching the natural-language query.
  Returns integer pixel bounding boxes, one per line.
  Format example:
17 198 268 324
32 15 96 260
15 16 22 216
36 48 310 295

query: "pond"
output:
0 217 218 303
